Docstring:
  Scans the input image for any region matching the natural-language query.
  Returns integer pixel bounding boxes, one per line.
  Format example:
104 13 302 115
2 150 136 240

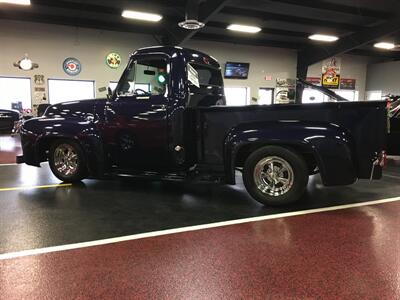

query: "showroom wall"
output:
307 55 370 101
0 19 371 108
185 40 297 102
366 61 400 95
0 20 155 109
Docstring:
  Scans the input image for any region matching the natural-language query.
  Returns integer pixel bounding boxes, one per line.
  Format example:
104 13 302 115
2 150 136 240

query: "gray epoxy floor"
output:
0 162 399 254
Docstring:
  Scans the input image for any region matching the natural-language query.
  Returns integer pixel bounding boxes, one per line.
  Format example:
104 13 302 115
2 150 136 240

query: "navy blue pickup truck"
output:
18 46 387 206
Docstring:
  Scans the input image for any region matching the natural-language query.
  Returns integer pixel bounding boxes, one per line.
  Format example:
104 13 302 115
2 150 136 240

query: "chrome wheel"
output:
253 156 294 197
53 144 79 177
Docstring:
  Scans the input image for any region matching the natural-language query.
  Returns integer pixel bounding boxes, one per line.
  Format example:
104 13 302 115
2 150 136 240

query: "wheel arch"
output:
224 121 356 186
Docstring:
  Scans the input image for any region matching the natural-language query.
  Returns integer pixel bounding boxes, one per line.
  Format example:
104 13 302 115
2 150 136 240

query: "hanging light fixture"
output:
178 0 205 30
13 54 39 71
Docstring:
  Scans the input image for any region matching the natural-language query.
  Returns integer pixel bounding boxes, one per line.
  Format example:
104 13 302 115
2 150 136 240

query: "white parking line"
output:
383 174 400 180
0 163 18 167
1 196 399 261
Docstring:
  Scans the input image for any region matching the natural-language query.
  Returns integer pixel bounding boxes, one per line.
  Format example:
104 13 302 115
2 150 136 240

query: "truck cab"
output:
18 46 387 206
101 46 225 171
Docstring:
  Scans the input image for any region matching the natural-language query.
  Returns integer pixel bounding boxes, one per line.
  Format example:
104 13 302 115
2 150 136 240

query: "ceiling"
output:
1 0 400 69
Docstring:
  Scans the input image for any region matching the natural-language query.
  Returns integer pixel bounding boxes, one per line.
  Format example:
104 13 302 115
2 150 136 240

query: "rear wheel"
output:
49 139 87 182
242 146 308 206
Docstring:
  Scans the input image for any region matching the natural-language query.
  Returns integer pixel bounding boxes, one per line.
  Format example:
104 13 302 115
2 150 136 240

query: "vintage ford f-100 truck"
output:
17 46 387 206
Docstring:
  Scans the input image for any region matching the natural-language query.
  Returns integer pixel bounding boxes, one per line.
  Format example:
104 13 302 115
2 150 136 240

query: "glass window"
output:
335 90 358 101
258 88 274 105
302 88 325 103
367 91 383 101
225 87 248 106
109 81 118 92
0 77 31 110
190 64 223 86
117 57 168 96
48 79 95 104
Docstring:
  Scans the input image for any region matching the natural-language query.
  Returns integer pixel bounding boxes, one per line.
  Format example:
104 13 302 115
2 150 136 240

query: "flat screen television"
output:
224 62 250 79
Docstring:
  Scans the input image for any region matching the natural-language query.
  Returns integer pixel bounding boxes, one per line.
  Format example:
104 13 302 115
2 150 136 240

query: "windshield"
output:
116 56 168 97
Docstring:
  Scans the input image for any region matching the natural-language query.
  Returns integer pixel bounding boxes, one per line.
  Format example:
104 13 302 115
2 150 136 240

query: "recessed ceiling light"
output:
0 0 30 5
374 42 395 50
309 34 339 42
227 24 262 33
122 10 162 22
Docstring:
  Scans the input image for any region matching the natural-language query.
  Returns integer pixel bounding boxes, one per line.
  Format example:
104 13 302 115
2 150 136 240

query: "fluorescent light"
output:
374 42 395 50
122 10 162 22
309 34 339 42
227 24 262 33
0 0 30 4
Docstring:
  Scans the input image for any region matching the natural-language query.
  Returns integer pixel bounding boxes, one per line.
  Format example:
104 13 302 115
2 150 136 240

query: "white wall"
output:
366 61 400 95
0 19 371 109
306 54 370 101
0 20 155 108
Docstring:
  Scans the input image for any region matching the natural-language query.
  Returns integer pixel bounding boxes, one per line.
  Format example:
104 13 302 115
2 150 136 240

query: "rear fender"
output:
224 121 356 186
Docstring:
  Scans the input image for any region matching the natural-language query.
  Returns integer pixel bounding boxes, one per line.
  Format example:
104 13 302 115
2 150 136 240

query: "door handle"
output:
151 104 167 110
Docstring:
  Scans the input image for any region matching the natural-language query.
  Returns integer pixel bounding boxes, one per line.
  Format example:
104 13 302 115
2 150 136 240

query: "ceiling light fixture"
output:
0 0 30 5
374 42 396 50
178 0 205 30
121 10 162 22
309 34 339 42
13 54 38 71
179 19 205 30
227 24 262 33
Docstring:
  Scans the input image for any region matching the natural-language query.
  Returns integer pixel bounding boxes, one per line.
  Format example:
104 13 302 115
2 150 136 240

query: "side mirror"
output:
107 87 113 100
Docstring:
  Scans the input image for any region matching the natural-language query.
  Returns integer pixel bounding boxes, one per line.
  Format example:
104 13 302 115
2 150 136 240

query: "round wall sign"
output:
106 52 121 69
63 57 81 76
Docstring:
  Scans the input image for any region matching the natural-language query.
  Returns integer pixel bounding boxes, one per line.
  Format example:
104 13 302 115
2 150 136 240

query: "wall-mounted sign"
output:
306 77 321 86
264 75 272 81
340 78 356 90
63 57 81 76
275 78 296 104
321 57 341 89
106 52 121 69
34 74 45 86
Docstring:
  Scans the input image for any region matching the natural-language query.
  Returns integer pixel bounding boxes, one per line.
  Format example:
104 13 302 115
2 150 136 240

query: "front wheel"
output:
242 146 309 206
49 139 87 182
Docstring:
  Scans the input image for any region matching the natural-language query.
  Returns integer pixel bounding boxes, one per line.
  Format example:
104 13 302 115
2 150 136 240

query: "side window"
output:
190 64 222 87
117 57 168 96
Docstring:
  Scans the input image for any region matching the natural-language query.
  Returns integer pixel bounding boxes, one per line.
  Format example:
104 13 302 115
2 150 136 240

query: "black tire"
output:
49 139 87 182
242 146 308 206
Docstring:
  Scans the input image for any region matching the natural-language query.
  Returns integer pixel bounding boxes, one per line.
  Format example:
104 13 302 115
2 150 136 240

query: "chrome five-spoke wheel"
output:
242 146 309 206
54 144 79 177
253 156 294 196
49 140 87 182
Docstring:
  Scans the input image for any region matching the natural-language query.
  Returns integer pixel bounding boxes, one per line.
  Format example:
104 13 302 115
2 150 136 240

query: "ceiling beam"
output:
267 0 393 19
221 6 365 32
298 17 400 68
0 10 161 36
164 0 231 45
349 49 400 60
193 32 304 49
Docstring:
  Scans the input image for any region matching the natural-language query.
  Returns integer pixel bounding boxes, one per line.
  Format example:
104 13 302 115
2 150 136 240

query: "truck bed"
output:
193 101 387 180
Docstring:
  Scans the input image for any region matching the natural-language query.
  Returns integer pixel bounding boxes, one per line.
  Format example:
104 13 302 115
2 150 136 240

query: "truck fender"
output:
224 121 356 186
28 118 105 177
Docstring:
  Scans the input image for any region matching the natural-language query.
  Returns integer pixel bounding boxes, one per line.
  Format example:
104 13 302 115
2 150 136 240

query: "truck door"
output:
104 55 170 170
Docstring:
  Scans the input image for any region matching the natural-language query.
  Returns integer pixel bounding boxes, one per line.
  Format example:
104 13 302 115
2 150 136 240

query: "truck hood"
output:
44 98 107 118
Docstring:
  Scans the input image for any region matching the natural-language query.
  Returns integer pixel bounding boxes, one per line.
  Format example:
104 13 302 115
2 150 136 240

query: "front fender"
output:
21 117 104 176
224 121 356 186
